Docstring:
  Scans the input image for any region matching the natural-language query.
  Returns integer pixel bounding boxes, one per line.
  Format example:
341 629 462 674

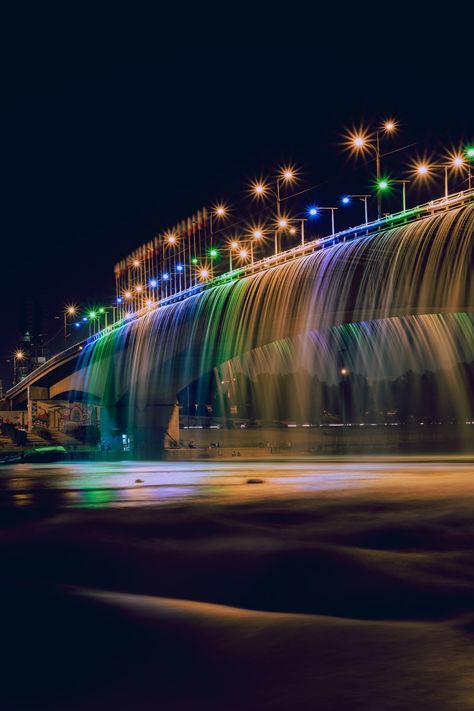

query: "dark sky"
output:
1 9 472 387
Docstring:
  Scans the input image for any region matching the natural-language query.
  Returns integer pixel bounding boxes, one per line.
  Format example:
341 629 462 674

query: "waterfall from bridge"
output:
75 202 473 443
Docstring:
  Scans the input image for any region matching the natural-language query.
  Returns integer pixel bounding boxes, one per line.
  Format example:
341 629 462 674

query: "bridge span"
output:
7 191 474 450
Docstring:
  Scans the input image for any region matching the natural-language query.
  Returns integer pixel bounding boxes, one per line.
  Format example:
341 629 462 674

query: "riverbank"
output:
1 423 472 464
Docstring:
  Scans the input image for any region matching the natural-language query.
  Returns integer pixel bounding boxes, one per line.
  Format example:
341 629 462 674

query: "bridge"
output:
7 190 474 450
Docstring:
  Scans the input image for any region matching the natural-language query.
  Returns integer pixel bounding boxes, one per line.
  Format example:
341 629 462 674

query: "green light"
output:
88 311 97 319
191 257 198 265
378 179 389 190
209 248 219 259
466 147 474 159
99 308 105 314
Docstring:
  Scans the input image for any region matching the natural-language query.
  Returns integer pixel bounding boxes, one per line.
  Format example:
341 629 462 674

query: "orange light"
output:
249 179 269 199
343 126 373 156
133 260 140 267
340 367 349 376
66 305 77 316
279 164 297 183
14 350 24 360
239 249 249 259
124 291 132 299
452 155 465 168
278 218 288 229
383 118 397 133
136 285 143 292
199 268 209 279
416 163 430 176
214 204 227 217
230 240 239 250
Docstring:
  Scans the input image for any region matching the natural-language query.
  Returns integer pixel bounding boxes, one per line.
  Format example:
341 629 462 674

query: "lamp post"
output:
228 240 240 271
307 206 337 235
394 180 410 212
348 119 398 218
209 205 227 277
274 215 291 254
163 232 178 295
249 228 264 263
341 195 371 224
13 350 25 385
289 220 307 246
377 179 410 212
87 311 97 337
466 147 474 190
63 305 77 347
414 155 468 198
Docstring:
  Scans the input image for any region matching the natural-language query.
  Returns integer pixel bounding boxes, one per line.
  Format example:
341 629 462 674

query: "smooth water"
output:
1 458 473 510
2 457 474 709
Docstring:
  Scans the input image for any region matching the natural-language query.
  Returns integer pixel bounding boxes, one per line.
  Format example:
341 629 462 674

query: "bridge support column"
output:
99 406 124 449
131 401 180 453
27 386 50 430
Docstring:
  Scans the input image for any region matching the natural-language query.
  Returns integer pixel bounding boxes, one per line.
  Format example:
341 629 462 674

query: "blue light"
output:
82 317 88 321
149 279 158 287
75 322 81 328
116 296 123 303
163 273 169 280
342 196 351 205
307 205 318 218
176 265 184 272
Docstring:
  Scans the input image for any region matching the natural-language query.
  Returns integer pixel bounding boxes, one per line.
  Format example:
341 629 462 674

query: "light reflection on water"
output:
0 459 472 510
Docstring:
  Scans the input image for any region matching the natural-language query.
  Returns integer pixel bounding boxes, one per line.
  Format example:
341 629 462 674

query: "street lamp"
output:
341 195 371 224
209 204 228 276
346 119 398 218
227 239 240 271
465 147 474 189
63 305 77 347
307 205 338 235
376 178 410 212
87 310 98 337
248 227 265 264
288 220 307 246
238 248 250 265
163 232 179 295
273 213 292 254
413 155 467 198
13 350 25 385
250 165 299 254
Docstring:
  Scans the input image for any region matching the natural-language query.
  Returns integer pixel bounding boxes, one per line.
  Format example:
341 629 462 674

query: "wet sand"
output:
1 459 474 709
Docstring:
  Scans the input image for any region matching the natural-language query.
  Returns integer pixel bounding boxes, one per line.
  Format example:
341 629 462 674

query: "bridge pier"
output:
27 386 50 430
128 401 180 453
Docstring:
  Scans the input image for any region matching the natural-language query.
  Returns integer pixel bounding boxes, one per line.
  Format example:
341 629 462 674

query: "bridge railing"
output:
145 187 474 303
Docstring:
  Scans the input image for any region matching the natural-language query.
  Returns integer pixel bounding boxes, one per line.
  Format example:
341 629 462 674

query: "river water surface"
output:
1 458 474 710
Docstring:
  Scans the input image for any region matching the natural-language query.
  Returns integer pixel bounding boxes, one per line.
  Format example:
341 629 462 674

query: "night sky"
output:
2 10 472 388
